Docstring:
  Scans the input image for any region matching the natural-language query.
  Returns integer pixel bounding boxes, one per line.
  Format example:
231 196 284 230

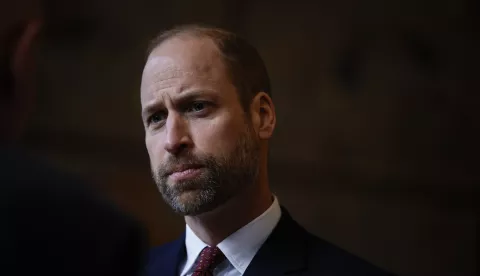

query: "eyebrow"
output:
141 102 163 121
141 89 219 120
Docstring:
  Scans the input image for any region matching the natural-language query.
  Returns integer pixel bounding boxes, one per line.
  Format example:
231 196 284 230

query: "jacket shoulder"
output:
148 240 180 260
260 207 395 275
146 236 186 276
304 232 394 275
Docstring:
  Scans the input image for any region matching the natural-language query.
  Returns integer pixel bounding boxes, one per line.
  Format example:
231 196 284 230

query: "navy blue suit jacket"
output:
146 208 394 276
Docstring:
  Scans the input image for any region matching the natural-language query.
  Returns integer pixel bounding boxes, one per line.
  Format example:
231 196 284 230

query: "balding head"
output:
147 25 271 111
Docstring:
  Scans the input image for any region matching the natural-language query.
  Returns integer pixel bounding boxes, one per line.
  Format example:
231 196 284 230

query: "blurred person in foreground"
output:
141 24 394 276
0 1 147 275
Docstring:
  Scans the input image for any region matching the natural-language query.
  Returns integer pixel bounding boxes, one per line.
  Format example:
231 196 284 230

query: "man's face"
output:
141 36 260 216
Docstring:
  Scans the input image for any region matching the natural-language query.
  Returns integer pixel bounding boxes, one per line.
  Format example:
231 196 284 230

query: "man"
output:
1 1 147 275
141 24 393 276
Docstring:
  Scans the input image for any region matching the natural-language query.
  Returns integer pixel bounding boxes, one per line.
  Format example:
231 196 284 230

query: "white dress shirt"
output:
179 196 282 276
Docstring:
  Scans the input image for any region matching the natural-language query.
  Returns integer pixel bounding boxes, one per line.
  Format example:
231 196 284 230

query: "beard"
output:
151 122 260 216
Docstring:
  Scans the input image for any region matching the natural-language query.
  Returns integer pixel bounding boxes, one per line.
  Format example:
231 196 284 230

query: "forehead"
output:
141 36 232 103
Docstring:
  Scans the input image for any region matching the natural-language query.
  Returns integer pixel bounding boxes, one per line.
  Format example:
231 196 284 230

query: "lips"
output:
166 164 203 176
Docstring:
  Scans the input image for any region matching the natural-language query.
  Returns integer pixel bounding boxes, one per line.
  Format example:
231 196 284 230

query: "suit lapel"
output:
146 232 186 276
244 207 309 276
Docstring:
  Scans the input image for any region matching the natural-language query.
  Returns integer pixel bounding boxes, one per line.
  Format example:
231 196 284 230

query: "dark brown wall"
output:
24 1 476 275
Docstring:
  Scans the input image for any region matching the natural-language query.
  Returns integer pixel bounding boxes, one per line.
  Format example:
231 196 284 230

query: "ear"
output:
250 92 276 140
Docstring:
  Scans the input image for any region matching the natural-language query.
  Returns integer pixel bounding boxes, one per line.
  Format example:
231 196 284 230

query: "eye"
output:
187 101 208 113
148 112 167 125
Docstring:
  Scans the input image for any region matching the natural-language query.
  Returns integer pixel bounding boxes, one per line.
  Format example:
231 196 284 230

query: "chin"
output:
171 194 220 216
176 189 202 202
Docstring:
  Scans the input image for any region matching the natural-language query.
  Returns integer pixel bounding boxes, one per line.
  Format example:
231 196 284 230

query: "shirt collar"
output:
182 196 282 275
182 225 208 276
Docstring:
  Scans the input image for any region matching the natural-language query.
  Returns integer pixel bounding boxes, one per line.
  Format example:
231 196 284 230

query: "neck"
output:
185 170 272 246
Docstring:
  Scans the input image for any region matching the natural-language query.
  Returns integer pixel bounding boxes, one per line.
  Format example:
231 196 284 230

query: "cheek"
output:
191 115 244 156
145 134 164 166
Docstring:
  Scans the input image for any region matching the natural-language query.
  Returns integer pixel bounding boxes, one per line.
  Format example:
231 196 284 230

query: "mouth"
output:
166 164 204 181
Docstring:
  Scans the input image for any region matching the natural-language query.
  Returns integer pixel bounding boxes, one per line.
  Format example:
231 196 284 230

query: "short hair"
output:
147 24 271 111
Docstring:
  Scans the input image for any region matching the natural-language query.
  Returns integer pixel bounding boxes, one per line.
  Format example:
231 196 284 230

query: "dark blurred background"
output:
22 0 476 275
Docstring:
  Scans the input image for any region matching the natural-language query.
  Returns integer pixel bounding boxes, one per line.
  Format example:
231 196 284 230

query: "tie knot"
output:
193 246 226 275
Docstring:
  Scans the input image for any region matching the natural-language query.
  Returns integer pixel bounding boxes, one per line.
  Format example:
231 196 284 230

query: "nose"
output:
163 112 192 155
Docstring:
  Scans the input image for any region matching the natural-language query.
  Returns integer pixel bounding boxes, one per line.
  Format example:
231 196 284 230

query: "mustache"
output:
156 153 208 178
